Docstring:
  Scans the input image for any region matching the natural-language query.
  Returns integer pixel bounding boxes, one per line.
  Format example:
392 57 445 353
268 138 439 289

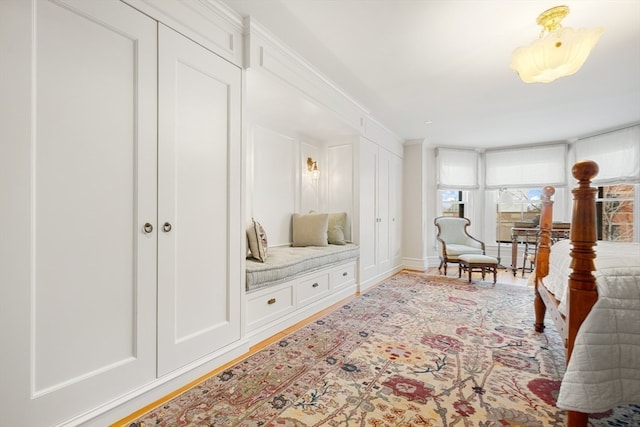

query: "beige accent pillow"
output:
246 219 268 262
328 212 347 245
308 210 348 245
292 213 329 247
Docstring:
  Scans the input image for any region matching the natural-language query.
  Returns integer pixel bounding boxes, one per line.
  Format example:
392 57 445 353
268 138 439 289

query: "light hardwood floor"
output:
112 265 532 426
428 265 532 286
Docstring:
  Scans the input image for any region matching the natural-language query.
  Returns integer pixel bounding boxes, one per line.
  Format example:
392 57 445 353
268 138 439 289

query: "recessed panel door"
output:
6 0 158 424
377 147 392 273
157 24 242 376
359 137 378 282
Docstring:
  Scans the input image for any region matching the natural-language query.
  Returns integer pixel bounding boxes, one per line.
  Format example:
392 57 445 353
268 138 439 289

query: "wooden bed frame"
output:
533 159 600 427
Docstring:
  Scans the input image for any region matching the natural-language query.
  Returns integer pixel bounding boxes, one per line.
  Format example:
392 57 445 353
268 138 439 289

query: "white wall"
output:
425 146 439 267
401 140 428 270
247 125 298 246
327 142 356 241
246 123 358 247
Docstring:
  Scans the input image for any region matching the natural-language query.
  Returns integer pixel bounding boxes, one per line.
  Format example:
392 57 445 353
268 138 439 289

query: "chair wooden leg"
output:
438 260 443 274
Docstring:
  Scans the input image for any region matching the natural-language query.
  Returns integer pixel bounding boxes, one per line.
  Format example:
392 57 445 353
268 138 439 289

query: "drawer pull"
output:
342 272 348 277
312 282 319 288
267 298 276 305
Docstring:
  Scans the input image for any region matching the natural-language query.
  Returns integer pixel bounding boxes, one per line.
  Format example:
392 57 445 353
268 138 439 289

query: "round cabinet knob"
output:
163 222 172 232
143 222 153 233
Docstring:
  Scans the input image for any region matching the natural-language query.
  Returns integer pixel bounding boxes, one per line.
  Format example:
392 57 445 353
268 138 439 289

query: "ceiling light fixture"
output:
510 5 603 83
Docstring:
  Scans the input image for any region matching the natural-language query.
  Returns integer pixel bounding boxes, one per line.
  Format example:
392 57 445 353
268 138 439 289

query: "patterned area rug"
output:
130 272 640 426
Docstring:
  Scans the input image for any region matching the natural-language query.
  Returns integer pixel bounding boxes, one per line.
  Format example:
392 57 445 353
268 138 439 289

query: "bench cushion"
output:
246 243 359 292
458 254 498 264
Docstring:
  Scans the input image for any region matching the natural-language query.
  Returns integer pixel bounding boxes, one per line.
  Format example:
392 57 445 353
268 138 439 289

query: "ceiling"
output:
222 0 640 149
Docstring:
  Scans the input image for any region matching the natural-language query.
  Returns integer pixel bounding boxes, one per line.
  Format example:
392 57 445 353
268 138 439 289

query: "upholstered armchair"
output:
434 216 485 275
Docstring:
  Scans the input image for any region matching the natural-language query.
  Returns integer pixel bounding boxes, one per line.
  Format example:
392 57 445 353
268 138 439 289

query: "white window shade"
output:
574 125 640 184
485 144 566 189
436 148 479 189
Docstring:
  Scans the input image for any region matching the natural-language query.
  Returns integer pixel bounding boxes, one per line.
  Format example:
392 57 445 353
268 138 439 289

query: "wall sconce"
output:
306 157 320 180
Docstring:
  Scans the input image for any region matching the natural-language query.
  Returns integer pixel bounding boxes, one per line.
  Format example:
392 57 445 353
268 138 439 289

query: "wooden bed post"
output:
566 160 599 427
534 186 555 332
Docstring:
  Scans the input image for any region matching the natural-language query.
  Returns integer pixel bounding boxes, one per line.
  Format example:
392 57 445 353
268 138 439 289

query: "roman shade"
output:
436 148 479 189
485 144 566 189
574 125 640 184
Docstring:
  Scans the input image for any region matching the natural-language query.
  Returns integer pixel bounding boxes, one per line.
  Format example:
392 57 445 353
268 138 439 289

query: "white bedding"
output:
542 240 640 316
542 240 640 412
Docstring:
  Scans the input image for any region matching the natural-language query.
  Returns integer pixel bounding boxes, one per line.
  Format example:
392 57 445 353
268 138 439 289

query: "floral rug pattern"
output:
131 272 640 426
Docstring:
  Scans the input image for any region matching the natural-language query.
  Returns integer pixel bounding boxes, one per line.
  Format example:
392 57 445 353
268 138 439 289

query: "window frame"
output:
596 183 635 242
439 189 466 218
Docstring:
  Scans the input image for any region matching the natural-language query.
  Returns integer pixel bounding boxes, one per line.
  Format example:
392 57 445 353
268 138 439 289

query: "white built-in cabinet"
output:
0 1 242 425
156 22 241 378
359 137 403 288
390 152 404 267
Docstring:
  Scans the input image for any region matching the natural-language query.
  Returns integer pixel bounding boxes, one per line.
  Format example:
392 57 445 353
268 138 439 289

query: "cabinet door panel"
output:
157 24 241 376
359 138 378 282
3 0 157 424
33 0 158 396
391 153 403 266
377 147 391 273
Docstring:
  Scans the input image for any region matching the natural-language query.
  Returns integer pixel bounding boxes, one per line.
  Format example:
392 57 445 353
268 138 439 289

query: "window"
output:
496 188 542 242
440 190 465 218
597 184 634 241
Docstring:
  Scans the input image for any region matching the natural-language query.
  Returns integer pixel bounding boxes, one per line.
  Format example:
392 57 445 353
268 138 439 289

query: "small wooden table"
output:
510 226 570 276
458 254 498 284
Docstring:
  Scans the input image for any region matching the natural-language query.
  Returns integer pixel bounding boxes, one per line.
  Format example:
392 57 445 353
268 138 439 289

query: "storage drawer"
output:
247 284 294 330
330 262 356 290
297 273 330 307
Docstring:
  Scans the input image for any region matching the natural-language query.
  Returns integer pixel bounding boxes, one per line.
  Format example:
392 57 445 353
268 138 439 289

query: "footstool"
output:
458 254 498 284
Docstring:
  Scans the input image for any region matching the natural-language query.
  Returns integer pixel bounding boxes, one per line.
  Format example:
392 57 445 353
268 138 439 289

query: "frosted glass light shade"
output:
510 26 604 83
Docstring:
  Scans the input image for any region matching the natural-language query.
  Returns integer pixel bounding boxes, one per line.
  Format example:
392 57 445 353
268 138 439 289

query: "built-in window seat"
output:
246 243 359 292
245 243 359 344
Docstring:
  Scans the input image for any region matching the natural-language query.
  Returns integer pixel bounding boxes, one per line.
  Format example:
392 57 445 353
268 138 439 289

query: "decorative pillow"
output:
246 218 268 262
327 212 347 245
292 213 329 247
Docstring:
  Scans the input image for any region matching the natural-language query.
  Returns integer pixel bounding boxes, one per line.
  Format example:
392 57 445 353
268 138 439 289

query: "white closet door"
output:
377 147 392 273
359 138 378 282
390 153 404 267
157 24 242 376
1 0 158 425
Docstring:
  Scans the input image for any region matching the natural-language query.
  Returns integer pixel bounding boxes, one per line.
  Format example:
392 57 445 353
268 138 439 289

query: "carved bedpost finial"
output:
534 185 556 333
570 160 599 244
535 186 555 281
572 160 599 183
567 160 599 366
